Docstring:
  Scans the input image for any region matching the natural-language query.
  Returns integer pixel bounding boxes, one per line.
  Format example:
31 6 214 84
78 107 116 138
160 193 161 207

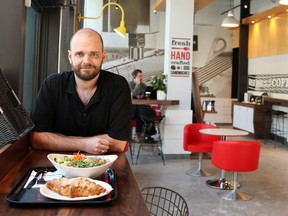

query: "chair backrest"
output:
212 140 261 172
138 105 164 123
141 186 189 216
183 123 221 150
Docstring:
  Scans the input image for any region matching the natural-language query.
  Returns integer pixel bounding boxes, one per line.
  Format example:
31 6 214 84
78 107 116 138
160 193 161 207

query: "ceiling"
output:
152 0 215 13
31 0 75 9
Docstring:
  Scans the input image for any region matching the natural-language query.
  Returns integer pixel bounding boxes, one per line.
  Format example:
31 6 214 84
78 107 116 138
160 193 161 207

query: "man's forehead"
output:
70 33 102 50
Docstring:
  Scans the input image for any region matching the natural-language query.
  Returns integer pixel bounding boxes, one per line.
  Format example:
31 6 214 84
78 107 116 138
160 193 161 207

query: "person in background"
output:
128 69 147 99
30 28 132 154
128 69 147 140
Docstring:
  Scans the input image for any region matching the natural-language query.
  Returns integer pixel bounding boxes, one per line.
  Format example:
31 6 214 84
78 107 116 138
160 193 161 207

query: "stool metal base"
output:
206 178 240 190
186 168 213 177
218 190 253 201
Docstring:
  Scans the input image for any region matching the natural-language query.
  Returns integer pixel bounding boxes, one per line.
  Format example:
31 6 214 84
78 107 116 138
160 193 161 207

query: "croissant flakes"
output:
46 177 107 198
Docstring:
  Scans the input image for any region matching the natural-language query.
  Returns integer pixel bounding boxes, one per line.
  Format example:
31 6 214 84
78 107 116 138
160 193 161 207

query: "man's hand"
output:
82 137 111 154
134 76 141 85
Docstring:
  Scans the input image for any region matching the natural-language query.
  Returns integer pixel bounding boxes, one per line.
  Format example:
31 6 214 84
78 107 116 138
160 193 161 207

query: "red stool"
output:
212 140 261 201
183 123 221 177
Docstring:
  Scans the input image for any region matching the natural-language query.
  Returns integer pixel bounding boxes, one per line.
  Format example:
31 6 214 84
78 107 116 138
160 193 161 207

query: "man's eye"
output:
90 53 98 58
75 53 83 57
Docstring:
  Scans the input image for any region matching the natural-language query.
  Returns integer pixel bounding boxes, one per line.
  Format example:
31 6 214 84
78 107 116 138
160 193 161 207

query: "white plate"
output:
39 178 113 201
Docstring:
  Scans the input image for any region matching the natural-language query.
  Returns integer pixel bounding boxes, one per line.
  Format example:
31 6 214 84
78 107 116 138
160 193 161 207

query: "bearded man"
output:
30 28 131 154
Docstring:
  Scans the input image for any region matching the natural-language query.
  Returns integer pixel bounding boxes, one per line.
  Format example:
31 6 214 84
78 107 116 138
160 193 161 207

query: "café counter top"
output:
264 97 288 106
132 99 179 105
0 139 149 215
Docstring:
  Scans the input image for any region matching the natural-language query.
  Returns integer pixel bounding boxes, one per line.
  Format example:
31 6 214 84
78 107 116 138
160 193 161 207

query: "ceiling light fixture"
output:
78 2 126 38
221 0 240 28
221 10 239 28
279 0 288 5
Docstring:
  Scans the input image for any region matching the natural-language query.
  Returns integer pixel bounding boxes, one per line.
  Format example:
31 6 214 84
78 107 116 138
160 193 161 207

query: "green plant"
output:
150 74 167 93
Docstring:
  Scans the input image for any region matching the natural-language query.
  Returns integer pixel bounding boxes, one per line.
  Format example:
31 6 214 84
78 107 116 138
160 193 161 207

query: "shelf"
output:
203 111 218 114
200 94 215 98
242 5 288 25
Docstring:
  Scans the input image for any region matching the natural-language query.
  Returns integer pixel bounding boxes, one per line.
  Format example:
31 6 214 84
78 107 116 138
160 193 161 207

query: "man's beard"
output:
72 63 101 81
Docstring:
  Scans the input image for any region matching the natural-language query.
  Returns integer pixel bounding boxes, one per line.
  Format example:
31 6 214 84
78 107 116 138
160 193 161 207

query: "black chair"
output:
136 105 165 165
141 186 189 216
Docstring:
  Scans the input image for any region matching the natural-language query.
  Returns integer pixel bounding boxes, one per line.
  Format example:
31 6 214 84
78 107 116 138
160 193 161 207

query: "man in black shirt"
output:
30 28 131 154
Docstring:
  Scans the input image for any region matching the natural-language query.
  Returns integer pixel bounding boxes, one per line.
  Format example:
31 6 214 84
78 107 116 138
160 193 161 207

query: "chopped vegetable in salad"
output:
54 152 108 168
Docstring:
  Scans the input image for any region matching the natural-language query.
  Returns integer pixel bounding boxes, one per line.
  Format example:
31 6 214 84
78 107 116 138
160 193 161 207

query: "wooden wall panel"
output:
248 13 288 58
232 28 239 48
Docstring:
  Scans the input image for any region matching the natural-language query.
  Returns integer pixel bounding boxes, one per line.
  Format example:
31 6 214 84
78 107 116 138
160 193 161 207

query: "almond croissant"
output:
46 177 107 198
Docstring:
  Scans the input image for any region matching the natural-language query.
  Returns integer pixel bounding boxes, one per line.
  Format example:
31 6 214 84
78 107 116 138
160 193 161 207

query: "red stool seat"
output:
212 140 261 201
183 123 221 177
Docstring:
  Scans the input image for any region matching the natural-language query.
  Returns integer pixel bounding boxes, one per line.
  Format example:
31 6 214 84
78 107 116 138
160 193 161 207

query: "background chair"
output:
127 120 137 165
212 140 261 201
183 123 221 177
136 105 165 165
141 186 189 216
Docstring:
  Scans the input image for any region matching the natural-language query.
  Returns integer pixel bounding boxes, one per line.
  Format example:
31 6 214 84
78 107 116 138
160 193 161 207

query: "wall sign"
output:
170 37 192 77
248 74 288 93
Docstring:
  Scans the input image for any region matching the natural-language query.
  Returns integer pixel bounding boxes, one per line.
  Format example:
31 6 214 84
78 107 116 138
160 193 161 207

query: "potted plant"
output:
150 74 167 100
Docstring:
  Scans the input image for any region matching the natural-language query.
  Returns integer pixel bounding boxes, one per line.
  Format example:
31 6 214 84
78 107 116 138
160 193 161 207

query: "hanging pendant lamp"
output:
221 10 239 28
279 0 288 5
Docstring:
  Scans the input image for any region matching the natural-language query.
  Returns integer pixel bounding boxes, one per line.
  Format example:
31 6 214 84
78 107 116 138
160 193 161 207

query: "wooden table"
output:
200 128 249 190
132 99 179 105
0 150 150 215
200 128 249 141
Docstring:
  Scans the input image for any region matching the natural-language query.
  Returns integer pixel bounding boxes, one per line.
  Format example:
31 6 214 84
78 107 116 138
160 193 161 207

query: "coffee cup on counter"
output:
244 92 251 102
145 91 151 100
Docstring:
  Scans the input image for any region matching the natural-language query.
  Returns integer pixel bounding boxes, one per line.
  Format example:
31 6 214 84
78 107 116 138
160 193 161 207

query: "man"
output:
128 69 146 98
30 28 131 154
128 69 146 139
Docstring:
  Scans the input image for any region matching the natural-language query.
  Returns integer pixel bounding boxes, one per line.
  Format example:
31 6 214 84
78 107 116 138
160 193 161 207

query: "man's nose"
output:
82 54 91 62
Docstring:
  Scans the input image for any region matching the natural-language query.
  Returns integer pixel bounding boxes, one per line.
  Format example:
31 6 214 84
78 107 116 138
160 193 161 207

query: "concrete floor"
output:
127 129 288 216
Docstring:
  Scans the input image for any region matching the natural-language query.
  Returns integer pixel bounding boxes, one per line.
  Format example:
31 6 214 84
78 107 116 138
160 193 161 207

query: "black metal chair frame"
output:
141 186 189 216
136 105 165 165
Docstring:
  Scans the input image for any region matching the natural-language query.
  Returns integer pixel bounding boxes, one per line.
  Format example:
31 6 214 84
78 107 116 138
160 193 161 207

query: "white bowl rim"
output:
47 153 118 169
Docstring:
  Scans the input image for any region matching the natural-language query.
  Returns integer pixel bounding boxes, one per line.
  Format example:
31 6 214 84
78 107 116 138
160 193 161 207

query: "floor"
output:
126 126 288 216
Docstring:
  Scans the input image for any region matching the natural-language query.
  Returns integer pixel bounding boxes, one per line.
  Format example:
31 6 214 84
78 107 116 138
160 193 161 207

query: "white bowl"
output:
47 153 118 178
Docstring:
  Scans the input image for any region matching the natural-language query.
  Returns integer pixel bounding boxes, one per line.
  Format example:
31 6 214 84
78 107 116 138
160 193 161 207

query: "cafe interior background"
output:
1 0 288 154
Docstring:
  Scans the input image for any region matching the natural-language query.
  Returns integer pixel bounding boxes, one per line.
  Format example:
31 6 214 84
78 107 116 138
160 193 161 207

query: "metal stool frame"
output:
271 110 287 146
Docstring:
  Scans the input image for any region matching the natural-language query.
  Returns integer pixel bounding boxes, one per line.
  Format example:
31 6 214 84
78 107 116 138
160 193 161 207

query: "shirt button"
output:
83 113 86 117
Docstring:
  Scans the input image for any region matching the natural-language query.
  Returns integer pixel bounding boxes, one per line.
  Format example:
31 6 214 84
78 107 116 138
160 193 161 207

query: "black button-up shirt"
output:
30 70 132 141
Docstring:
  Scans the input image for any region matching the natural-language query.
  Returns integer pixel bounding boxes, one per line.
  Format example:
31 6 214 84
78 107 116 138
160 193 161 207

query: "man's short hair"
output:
131 69 143 78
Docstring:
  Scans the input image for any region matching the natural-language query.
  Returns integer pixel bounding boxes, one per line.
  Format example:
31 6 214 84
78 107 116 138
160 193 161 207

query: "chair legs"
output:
185 153 213 177
136 123 165 165
218 172 253 201
129 141 134 165
136 140 166 165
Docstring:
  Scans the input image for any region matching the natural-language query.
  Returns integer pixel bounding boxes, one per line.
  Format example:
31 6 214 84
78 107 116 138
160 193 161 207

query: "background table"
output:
132 99 179 105
200 128 249 190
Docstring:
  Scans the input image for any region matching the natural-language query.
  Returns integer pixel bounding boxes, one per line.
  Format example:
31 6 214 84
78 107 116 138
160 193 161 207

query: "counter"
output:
264 97 288 106
232 101 272 139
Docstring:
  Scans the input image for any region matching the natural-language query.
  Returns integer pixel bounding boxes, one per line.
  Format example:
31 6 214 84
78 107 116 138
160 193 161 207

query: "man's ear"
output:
68 50 72 64
102 50 107 63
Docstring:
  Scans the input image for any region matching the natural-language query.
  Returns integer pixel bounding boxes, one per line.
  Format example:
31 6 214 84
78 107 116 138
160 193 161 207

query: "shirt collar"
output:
66 70 105 104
